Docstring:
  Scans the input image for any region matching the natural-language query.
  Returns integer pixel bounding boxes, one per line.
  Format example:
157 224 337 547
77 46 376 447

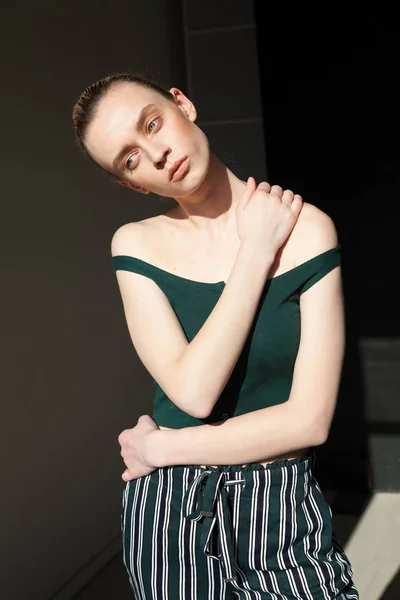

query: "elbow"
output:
186 395 214 419
181 403 212 420
191 407 212 420
311 429 329 447
174 361 214 419
307 419 330 447
174 365 219 419
291 405 329 447
174 389 213 420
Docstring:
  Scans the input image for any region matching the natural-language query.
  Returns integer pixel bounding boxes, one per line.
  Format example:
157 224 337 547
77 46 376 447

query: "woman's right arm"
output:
112 180 302 419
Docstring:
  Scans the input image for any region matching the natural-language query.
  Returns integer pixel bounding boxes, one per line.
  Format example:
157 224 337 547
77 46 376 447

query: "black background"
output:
254 4 399 337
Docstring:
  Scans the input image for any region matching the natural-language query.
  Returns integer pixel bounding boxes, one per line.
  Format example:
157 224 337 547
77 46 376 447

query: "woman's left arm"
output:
149 207 345 468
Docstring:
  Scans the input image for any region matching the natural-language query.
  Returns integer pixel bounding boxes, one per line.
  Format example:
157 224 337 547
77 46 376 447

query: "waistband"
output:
177 449 315 478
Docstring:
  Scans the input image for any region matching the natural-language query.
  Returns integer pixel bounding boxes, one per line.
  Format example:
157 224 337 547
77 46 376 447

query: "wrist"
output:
146 429 180 468
240 240 276 269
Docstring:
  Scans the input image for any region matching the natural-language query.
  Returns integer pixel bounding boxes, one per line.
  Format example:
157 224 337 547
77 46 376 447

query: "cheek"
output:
191 125 210 157
170 116 204 149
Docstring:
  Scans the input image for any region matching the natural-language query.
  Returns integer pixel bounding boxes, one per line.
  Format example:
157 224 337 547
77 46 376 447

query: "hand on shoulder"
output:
291 202 339 267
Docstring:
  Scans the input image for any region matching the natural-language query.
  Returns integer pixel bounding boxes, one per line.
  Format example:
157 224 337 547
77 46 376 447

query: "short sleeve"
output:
299 244 341 294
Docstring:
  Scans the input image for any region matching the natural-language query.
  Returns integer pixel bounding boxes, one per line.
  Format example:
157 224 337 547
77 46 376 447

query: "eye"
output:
126 154 138 170
147 118 160 133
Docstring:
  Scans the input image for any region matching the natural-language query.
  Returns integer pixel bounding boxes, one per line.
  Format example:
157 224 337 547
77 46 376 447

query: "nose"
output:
149 145 171 170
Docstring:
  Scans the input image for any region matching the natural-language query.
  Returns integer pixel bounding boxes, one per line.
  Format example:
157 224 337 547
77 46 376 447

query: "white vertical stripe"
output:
308 481 338 596
178 468 189 600
301 469 331 600
277 467 287 570
187 468 202 598
226 471 256 599
261 469 271 571
295 566 314 600
230 472 256 596
121 482 140 597
206 537 216 600
189 498 197 597
127 482 139 598
135 476 152 600
130 479 142 600
248 470 258 569
270 570 289 600
283 468 300 598
255 470 281 600
334 550 353 585
151 470 162 597
277 467 302 599
286 465 314 600
288 465 298 567
162 467 173 598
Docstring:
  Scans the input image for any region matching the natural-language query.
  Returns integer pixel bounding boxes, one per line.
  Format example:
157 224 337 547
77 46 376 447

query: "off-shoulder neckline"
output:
112 243 341 288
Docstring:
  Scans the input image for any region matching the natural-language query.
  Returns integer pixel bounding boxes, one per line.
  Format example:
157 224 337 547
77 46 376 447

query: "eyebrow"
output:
112 103 158 172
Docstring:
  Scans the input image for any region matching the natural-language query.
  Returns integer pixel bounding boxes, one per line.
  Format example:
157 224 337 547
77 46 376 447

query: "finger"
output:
291 195 303 218
122 469 133 482
270 185 283 199
257 181 271 193
239 177 257 207
118 429 130 446
281 189 294 206
137 414 153 424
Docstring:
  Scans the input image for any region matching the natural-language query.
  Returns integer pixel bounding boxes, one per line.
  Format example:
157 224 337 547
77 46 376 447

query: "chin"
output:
167 162 207 199
191 149 212 191
190 165 209 194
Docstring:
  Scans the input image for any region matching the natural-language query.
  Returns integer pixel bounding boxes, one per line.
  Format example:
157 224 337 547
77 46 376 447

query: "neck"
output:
172 151 247 238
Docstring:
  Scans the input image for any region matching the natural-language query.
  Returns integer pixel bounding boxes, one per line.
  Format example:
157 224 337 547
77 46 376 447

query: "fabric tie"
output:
182 469 245 584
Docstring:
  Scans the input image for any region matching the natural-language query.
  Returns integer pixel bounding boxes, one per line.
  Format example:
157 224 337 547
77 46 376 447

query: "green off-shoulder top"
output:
112 244 341 428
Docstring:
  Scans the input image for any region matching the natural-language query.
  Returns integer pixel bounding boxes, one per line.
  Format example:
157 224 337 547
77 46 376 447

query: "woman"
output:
72 73 359 599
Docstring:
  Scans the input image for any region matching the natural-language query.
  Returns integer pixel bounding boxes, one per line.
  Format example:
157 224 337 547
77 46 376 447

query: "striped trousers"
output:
121 452 359 599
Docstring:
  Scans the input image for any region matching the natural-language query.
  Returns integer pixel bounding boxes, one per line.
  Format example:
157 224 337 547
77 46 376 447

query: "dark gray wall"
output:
1 2 185 599
182 0 267 183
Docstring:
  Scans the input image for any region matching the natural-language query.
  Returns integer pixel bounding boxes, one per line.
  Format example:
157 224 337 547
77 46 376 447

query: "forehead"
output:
85 83 168 167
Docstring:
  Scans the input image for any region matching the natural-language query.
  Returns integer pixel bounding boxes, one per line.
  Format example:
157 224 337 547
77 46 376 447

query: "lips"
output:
169 156 190 182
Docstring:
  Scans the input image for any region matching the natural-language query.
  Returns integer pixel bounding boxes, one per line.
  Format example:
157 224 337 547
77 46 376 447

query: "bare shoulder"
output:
111 221 147 258
290 201 339 267
110 214 167 260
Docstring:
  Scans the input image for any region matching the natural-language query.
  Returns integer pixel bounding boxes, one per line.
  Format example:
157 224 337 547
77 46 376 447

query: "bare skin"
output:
84 81 342 480
115 200 309 468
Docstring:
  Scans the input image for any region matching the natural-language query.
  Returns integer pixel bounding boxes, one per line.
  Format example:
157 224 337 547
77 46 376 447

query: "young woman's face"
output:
85 83 210 198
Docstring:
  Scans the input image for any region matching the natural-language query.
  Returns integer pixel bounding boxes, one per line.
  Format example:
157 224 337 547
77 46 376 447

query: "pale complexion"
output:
117 202 343 483
85 82 250 238
85 82 344 481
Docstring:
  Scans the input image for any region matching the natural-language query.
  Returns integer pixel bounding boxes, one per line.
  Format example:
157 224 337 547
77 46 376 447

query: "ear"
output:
169 87 197 122
116 179 150 195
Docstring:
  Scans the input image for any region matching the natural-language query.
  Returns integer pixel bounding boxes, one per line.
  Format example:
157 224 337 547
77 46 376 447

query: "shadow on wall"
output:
254 0 400 520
